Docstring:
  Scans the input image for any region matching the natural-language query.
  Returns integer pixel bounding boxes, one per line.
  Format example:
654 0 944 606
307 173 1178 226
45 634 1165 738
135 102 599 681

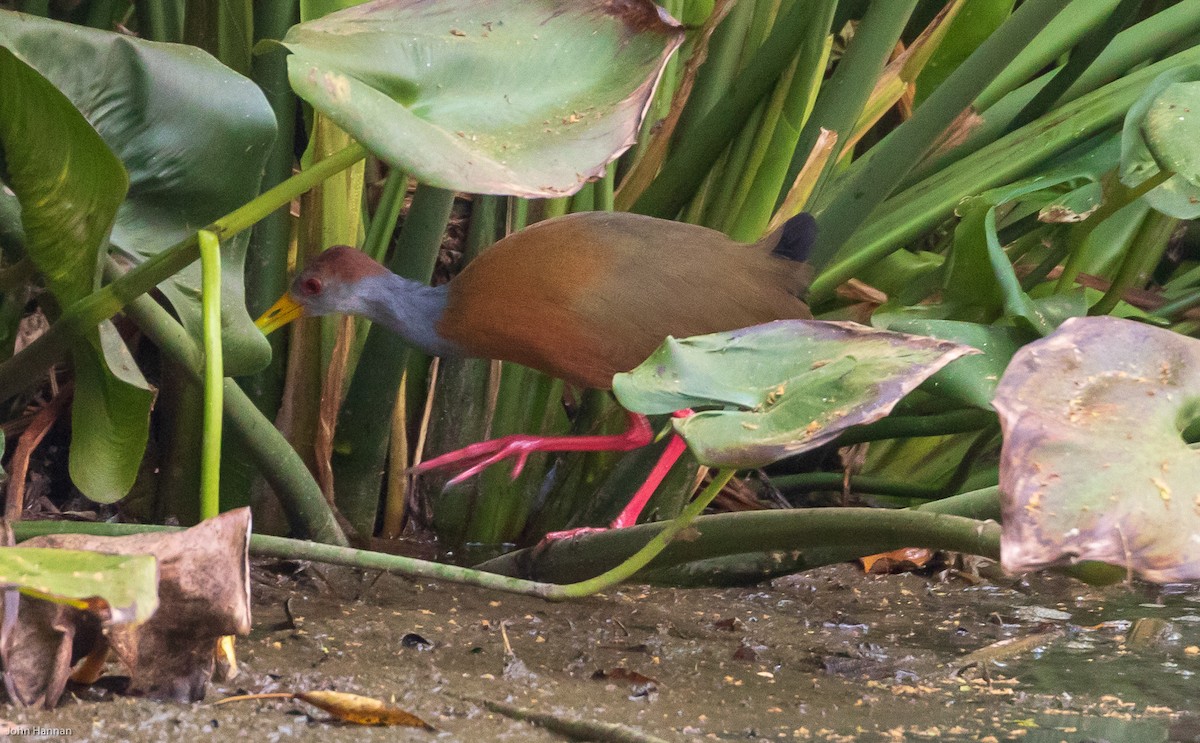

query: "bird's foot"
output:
540 526 611 542
410 413 655 485
410 435 545 484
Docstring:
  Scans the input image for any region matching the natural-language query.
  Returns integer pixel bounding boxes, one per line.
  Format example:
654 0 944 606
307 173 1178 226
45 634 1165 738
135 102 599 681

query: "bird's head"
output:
255 246 389 334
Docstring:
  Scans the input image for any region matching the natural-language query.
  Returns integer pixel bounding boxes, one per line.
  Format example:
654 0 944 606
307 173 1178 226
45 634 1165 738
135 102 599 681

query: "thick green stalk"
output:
703 100 767 228
198 230 223 521
134 0 184 42
11 520 546 596
242 0 300 417
631 0 831 218
667 0 755 158
111 259 347 546
596 162 616 213
727 1 833 241
84 0 120 30
770 473 961 499
184 0 254 76
906 1 1200 186
479 507 1002 586
9 505 1006 599
778 0 918 212
362 168 408 259
415 195 503 545
806 0 1073 274
807 44 1200 303
547 469 737 598
974 0 1123 111
637 487 1004 586
1007 0 1143 131
331 185 454 537
1056 169 1174 291
0 143 368 406
1090 209 1179 316
833 408 996 445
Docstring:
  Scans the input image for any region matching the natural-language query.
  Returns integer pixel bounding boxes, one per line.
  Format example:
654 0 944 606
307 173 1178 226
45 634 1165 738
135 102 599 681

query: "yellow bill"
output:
255 293 305 335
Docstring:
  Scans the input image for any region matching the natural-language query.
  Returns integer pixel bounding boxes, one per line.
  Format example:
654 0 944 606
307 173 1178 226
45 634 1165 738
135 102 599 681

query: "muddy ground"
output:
2 560 1197 742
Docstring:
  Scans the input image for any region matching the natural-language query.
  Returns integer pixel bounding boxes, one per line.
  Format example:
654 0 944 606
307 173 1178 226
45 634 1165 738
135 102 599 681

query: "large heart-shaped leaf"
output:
613 320 977 468
279 0 684 196
0 46 153 503
0 547 158 625
0 11 276 374
995 315 1200 582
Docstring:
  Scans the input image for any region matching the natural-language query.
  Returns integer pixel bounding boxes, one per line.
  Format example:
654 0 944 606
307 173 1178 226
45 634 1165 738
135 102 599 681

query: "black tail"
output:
770 213 817 263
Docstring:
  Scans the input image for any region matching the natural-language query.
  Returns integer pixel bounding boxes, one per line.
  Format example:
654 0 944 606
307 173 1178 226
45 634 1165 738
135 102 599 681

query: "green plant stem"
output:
550 469 738 598
771 473 951 499
479 507 1002 585
1090 208 1179 316
134 0 183 42
108 259 347 546
806 0 1072 275
780 0 917 212
363 167 408 259
1007 0 1142 131
905 1 1200 187
631 0 830 219
242 0 300 418
0 142 369 406
1056 170 1175 292
10 520 548 596
332 185 455 537
807 43 1200 304
1154 286 1200 318
833 408 996 446
198 231 223 521
974 0 1121 111
9 502 1016 598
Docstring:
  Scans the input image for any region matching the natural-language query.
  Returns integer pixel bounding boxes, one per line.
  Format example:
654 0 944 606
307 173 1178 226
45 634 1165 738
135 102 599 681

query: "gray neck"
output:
356 274 462 357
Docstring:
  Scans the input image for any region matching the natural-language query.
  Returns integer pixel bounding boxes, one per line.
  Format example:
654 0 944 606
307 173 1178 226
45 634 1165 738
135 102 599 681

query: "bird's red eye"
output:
301 277 323 295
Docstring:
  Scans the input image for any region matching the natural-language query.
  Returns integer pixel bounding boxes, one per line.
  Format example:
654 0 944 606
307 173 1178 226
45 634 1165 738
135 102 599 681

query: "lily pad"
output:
994 315 1200 582
612 320 977 468
279 0 684 196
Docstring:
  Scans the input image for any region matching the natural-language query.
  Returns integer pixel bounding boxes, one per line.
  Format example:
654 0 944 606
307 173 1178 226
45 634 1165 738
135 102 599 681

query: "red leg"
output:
411 411 654 485
543 410 694 541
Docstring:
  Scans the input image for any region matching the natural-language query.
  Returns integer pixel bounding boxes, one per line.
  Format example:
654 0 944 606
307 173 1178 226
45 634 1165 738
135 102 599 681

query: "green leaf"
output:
878 319 1026 410
914 0 1014 107
1120 65 1200 219
0 46 153 503
612 321 977 468
70 328 156 503
1144 81 1200 185
995 316 1200 582
942 143 1115 334
0 11 276 374
279 0 684 196
0 546 157 625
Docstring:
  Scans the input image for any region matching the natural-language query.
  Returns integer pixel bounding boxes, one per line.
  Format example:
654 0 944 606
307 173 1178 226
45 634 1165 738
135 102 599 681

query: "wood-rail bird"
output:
256 210 817 538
